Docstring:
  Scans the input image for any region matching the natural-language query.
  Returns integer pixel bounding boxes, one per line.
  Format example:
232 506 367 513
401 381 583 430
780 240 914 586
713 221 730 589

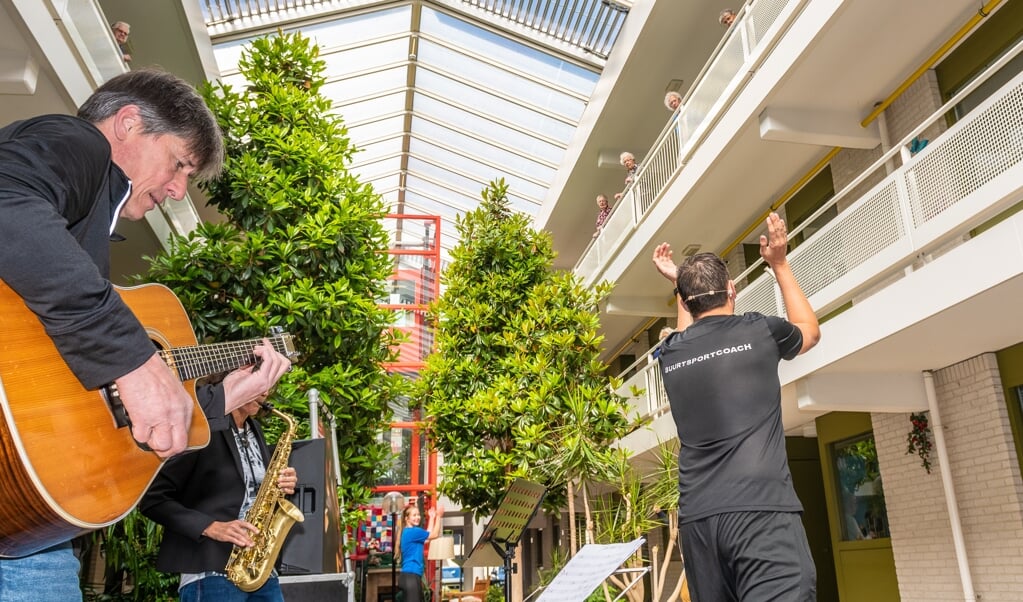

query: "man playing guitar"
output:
0 70 291 601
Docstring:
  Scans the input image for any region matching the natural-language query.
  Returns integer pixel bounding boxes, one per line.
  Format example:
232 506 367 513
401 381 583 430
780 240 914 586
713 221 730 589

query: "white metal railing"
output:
613 39 1023 440
52 0 128 86
616 349 670 421
574 0 800 285
734 40 1023 319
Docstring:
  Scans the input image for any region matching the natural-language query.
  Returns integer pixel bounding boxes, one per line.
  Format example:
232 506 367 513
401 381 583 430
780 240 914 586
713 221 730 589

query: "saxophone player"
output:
140 347 296 602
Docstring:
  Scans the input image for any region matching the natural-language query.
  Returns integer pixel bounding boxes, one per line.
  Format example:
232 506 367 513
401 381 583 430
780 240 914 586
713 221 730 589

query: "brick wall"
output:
873 354 1023 601
884 69 947 155
829 70 947 214
830 145 884 213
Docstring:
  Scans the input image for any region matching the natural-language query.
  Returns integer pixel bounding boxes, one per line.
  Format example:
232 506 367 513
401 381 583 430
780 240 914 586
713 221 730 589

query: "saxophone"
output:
225 406 305 592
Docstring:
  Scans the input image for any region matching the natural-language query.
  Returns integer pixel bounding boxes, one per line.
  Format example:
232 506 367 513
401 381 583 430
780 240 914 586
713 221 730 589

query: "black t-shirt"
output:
659 312 803 523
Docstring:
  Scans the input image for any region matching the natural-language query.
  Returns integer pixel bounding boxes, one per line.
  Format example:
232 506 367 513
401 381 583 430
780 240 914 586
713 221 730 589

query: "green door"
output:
817 413 900 601
788 437 839 602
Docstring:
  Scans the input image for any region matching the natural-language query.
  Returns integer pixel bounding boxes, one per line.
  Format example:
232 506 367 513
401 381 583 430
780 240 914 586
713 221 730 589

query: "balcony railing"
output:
735 42 1023 319
616 355 668 421
615 39 1023 453
50 0 128 87
575 0 801 286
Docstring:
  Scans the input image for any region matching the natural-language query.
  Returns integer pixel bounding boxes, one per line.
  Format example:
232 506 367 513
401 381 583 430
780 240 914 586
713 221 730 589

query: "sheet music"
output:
535 538 645 602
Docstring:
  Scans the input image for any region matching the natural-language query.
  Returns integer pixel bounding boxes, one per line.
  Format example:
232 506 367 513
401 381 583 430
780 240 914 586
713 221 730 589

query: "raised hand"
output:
652 243 679 282
759 212 790 268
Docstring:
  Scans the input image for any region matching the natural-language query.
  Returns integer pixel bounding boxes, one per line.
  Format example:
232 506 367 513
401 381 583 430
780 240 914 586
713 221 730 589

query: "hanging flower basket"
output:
905 412 933 473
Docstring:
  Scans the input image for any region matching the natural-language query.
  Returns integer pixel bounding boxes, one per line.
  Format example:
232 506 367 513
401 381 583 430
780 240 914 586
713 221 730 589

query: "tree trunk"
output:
608 554 645 602
654 512 678 600
651 545 660 601
627 555 645 602
582 480 594 546
567 479 578 555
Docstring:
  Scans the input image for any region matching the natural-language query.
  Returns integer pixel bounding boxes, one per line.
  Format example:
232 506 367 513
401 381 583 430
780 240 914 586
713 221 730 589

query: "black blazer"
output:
140 419 271 573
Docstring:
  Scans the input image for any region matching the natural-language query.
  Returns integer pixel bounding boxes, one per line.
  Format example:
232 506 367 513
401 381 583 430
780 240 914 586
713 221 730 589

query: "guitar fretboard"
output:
160 336 294 382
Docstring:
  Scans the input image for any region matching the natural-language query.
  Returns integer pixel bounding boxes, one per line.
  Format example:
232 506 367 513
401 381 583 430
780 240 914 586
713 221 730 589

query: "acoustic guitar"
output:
0 282 297 557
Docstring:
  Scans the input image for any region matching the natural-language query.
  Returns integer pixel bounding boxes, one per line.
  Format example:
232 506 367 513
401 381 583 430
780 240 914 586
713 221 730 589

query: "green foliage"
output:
486 583 504 602
88 30 404 595
82 511 176 601
414 179 634 517
150 29 402 506
592 440 678 545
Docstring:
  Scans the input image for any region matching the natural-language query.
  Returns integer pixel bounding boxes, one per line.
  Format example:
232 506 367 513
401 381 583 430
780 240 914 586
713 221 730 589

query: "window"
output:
832 434 890 541
936 0 1023 123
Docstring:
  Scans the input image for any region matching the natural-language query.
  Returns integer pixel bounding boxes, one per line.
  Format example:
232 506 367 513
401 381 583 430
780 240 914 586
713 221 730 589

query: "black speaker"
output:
279 573 350 601
279 438 342 575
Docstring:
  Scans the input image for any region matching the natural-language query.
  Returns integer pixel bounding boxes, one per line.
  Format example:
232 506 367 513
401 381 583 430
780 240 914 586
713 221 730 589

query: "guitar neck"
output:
163 336 293 382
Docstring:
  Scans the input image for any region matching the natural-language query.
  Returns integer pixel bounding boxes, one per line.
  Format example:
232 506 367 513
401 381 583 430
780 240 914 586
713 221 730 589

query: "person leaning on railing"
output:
719 9 736 28
593 193 612 238
111 21 132 64
664 91 683 113
614 151 641 205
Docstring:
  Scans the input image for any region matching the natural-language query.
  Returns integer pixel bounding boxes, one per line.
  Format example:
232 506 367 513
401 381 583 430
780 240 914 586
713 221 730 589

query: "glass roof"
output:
203 0 629 263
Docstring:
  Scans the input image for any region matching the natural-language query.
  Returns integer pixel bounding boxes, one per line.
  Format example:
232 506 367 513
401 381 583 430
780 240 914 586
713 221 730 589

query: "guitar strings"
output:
161 337 292 379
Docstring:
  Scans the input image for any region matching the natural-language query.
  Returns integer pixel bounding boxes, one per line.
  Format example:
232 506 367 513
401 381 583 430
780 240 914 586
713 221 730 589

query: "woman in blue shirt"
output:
397 502 444 602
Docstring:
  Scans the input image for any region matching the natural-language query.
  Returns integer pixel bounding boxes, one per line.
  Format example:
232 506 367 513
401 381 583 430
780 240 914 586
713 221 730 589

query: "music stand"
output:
462 479 546 602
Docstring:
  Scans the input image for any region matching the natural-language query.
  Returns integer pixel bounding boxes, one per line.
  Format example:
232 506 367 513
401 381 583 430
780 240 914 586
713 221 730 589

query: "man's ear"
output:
113 104 142 140
727 280 737 299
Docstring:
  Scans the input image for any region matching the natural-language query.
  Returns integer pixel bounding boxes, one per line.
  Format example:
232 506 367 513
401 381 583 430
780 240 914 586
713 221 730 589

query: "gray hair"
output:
619 151 635 165
719 9 736 25
77 69 224 181
664 91 683 110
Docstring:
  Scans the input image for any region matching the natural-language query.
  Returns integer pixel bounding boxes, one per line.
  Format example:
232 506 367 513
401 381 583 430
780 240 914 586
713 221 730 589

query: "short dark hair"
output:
676 252 730 316
77 69 223 181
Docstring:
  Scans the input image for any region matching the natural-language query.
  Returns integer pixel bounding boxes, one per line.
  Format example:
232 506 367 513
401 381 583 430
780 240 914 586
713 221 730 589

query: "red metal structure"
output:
356 214 442 600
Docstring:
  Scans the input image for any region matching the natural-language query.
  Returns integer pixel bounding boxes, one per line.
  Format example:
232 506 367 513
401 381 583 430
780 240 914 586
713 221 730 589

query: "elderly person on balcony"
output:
111 21 132 64
614 151 640 203
719 9 737 28
664 91 683 112
593 194 612 238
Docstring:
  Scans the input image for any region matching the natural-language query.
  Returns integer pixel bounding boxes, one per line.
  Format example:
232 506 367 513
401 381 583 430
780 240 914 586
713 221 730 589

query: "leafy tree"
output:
414 179 633 529
152 30 403 504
